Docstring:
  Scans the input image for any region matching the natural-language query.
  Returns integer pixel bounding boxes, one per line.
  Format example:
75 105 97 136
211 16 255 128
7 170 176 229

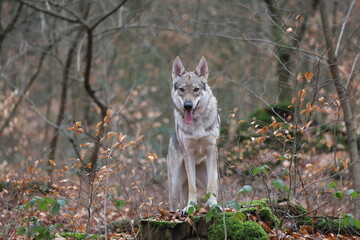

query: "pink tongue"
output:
184 110 193 124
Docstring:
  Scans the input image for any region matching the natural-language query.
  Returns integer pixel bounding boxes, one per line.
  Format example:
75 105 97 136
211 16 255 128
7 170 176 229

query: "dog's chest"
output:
183 137 213 163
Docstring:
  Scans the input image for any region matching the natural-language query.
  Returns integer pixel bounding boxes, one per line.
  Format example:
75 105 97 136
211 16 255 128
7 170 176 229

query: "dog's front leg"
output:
206 146 219 207
182 153 197 215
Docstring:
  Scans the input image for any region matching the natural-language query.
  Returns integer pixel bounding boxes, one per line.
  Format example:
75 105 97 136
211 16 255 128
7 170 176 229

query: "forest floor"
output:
1 149 360 239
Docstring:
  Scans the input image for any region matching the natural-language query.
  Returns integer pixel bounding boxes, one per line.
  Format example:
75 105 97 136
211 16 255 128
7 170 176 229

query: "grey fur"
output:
167 56 220 215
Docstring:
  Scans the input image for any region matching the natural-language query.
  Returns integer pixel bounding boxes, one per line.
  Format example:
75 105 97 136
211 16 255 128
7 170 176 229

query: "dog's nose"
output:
184 101 193 110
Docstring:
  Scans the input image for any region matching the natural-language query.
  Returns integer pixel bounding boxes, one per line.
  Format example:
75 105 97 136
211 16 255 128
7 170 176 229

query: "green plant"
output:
203 193 223 223
17 196 66 239
17 216 60 240
59 232 101 239
19 196 66 215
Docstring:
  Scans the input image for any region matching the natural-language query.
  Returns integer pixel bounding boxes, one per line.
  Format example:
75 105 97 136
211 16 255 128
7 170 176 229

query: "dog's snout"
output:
184 101 193 110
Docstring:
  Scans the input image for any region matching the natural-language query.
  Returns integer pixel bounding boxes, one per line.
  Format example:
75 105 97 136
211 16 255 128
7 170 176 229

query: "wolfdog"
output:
167 56 220 214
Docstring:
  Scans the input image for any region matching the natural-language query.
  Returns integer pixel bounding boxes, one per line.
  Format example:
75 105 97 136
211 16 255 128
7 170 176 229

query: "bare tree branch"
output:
20 0 79 24
346 52 360 90
0 50 48 137
319 0 360 218
24 95 82 162
95 24 328 62
0 2 23 53
90 0 128 31
48 1 90 28
335 0 356 57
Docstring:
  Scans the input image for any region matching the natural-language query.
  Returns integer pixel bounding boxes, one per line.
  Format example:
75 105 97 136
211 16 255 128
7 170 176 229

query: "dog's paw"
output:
181 205 196 216
206 197 223 212
207 201 223 212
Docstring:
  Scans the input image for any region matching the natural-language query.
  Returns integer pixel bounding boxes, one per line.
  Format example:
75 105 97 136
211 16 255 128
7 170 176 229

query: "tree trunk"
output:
263 0 292 102
47 38 78 183
319 0 360 218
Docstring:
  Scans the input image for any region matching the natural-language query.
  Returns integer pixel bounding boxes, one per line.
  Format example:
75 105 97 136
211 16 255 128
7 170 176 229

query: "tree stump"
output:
136 199 275 240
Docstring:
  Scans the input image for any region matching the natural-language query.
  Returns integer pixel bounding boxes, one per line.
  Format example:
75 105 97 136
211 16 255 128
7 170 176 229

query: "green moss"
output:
208 213 269 240
242 199 269 208
239 199 280 228
191 215 202 222
295 204 313 226
59 232 100 239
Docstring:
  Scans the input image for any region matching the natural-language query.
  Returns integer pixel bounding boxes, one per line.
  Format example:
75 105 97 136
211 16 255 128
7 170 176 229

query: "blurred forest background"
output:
1 0 360 238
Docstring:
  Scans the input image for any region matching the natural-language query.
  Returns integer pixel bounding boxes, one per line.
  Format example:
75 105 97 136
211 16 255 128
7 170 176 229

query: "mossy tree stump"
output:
136 199 276 240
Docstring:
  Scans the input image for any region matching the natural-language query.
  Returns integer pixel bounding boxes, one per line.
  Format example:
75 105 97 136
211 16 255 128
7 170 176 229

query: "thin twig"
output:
345 52 360 89
0 50 47 137
20 0 79 23
223 76 288 123
335 0 356 57
48 1 90 28
95 24 327 62
90 0 128 31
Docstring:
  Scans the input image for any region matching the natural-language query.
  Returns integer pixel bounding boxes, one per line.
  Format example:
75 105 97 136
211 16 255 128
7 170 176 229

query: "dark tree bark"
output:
47 2 90 184
0 2 23 54
319 0 360 217
47 33 81 183
263 0 293 102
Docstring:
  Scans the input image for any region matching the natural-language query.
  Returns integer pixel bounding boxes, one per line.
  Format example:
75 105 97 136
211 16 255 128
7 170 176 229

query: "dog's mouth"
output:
183 101 199 124
184 110 193 124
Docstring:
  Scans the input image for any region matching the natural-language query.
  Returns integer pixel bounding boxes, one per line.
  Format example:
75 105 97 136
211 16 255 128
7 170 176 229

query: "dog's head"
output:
171 56 210 124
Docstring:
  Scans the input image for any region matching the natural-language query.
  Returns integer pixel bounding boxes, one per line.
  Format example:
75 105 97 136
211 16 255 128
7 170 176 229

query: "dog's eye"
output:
179 87 185 92
194 88 200 92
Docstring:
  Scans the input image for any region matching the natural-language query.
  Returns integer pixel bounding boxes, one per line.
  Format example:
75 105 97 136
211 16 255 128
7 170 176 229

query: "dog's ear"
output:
172 56 185 80
195 56 208 79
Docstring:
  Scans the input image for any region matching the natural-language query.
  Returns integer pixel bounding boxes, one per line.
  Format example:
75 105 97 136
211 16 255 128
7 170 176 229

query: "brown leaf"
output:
49 159 56 167
305 71 313 82
254 136 267 143
325 233 338 240
199 207 207 214
297 73 303 82
256 126 268 135
299 225 313 234
185 216 193 226
259 221 274 233
291 232 302 238
342 161 348 169
157 207 169 217
247 213 257 221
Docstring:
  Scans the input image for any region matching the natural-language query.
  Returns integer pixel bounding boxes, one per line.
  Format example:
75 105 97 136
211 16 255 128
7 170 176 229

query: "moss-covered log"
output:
136 199 277 240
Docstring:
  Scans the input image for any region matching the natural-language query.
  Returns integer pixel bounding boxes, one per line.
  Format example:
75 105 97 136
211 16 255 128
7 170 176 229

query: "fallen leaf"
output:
185 216 193 226
259 221 274 233
158 207 169 217
305 71 313 82
299 225 313 234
